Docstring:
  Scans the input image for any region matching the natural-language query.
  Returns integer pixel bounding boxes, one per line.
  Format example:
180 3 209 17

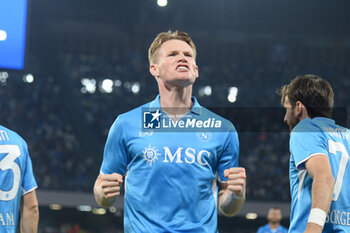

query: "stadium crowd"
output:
0 72 93 192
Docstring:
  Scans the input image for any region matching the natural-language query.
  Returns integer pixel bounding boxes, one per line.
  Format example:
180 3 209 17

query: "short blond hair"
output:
148 30 197 64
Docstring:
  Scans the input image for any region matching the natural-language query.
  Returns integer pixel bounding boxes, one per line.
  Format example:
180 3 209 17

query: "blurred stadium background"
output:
1 0 350 232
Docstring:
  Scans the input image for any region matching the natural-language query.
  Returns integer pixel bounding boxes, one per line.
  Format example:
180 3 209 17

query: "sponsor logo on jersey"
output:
142 144 210 166
142 144 161 166
139 130 153 137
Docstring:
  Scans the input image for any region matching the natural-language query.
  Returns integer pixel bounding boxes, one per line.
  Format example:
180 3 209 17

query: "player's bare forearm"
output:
218 189 245 217
304 155 335 233
218 167 246 217
20 191 39 233
94 173 123 207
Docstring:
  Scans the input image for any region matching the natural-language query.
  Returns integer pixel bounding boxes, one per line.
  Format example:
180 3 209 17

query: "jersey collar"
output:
149 94 202 115
312 117 335 125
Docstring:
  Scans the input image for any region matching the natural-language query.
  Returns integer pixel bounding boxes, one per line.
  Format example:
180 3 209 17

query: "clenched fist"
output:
224 167 246 198
94 173 123 207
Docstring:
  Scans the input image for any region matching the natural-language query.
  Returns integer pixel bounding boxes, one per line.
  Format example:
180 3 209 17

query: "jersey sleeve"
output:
217 124 239 182
21 142 37 195
100 116 129 175
290 122 328 170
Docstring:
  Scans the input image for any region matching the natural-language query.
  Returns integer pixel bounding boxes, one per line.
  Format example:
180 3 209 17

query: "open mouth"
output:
176 64 190 71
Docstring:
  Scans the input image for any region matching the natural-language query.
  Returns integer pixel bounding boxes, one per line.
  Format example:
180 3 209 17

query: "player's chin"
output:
171 78 196 87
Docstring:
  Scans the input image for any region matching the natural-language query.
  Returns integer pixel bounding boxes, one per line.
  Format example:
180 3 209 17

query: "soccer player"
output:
0 125 39 233
94 30 246 232
280 75 350 232
257 207 288 233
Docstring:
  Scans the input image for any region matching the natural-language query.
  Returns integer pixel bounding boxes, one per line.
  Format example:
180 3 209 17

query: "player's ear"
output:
295 101 306 116
149 64 159 77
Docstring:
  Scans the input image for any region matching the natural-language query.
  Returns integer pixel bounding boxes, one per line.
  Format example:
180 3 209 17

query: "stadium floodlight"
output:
227 86 238 103
0 72 8 83
23 73 34 83
131 82 140 94
245 212 258 220
204 85 212 96
198 85 212 97
0 30 7 41
81 78 96 94
157 0 167 7
92 208 107 215
0 72 8 79
101 79 113 93
77 205 92 212
109 206 117 213
115 79 122 87
49 204 62 211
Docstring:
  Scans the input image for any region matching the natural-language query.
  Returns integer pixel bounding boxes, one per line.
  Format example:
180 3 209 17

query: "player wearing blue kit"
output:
0 125 39 233
257 207 288 233
280 75 350 233
94 30 246 232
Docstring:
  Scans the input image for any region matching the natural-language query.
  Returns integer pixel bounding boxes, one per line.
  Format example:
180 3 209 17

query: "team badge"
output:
197 132 212 142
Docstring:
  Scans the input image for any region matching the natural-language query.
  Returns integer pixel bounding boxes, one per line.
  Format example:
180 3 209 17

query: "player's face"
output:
150 39 198 88
283 96 299 131
267 209 282 224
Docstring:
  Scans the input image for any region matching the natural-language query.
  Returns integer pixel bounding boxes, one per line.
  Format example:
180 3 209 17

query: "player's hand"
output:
100 173 123 199
224 167 246 198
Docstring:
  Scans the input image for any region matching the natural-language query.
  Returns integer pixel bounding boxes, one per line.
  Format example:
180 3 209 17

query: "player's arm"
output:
94 172 123 207
304 154 335 233
218 167 246 217
20 190 39 233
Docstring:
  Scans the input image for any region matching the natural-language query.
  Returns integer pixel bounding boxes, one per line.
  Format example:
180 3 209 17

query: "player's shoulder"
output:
279 225 288 231
0 125 26 145
109 102 150 130
117 103 149 121
200 107 237 132
257 223 269 231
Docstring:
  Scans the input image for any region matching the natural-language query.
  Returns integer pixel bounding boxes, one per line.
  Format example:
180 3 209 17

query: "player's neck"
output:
158 86 193 116
269 222 279 229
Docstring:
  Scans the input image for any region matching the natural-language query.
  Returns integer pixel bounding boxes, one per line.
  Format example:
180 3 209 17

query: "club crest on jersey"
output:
142 144 161 166
197 132 212 142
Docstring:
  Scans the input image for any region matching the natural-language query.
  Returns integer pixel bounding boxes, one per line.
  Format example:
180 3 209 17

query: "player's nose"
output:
177 53 188 62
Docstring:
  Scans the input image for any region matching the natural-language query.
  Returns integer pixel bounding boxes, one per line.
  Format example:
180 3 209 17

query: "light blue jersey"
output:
257 224 288 233
0 125 37 232
101 95 239 233
289 117 350 232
